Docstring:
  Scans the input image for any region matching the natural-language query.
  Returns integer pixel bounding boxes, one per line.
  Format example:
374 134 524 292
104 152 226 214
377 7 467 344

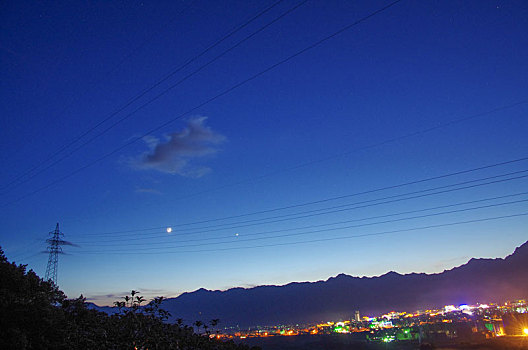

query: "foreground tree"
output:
0 247 259 350
0 248 66 349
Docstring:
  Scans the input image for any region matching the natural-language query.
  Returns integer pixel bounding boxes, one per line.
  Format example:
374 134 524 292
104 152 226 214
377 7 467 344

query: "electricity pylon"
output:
45 223 68 285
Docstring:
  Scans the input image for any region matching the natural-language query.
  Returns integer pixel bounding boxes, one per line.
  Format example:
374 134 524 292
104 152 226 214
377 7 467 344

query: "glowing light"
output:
166 227 172 233
524 328 528 335
333 325 349 333
382 336 395 343
235 233 239 237
444 305 457 313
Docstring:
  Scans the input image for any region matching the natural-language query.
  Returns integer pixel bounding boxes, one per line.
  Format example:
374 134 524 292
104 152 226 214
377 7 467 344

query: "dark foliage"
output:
0 247 259 350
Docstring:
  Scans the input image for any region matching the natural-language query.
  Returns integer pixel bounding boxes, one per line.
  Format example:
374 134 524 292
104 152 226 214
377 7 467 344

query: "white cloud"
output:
130 116 225 177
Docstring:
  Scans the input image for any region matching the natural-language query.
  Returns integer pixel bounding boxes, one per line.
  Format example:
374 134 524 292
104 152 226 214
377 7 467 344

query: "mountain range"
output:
90 241 528 327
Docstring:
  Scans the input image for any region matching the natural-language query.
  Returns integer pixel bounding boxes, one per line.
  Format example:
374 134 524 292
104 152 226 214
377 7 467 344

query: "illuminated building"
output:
354 310 361 322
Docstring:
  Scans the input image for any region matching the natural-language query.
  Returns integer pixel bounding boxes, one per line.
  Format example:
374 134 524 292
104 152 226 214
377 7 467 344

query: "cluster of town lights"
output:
226 300 527 341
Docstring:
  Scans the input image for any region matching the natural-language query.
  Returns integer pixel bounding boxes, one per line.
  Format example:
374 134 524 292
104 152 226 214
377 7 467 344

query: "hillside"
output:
92 241 528 327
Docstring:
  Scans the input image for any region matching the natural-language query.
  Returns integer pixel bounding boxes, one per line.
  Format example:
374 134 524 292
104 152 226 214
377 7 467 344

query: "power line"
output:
0 0 292 195
77 194 528 247
73 172 528 244
102 201 528 250
164 99 528 202
79 171 528 242
11 251 44 264
79 157 528 236
72 172 527 248
2 0 402 207
70 170 528 245
156 172 528 235
181 199 527 249
74 212 528 254
0 0 197 191
7 239 47 261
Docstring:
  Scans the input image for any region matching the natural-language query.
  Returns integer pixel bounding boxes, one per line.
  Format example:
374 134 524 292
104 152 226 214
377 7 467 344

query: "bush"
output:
0 247 259 350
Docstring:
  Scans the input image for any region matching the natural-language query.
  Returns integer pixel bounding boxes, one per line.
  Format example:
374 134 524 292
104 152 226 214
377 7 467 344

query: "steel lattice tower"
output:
45 223 64 285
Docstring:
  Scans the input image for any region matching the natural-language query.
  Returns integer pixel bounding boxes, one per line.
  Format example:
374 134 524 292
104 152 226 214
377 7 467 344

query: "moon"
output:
166 227 172 233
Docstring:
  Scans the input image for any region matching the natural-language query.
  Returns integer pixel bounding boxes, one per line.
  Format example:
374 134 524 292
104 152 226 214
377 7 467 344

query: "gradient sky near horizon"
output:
1 0 527 305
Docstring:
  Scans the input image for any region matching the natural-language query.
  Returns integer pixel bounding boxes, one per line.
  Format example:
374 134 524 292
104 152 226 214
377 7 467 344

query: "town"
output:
226 299 528 347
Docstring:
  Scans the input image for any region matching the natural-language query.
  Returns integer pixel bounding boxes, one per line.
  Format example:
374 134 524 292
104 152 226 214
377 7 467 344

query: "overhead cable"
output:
2 0 401 206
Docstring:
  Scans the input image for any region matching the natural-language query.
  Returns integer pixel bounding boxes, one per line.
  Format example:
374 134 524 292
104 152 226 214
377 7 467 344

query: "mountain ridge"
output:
89 241 528 327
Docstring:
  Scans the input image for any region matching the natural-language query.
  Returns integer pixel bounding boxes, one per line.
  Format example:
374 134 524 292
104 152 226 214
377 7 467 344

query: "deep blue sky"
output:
1 0 527 305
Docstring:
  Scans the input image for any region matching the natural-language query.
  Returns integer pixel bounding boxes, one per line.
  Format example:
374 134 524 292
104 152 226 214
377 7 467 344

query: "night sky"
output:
1 0 527 305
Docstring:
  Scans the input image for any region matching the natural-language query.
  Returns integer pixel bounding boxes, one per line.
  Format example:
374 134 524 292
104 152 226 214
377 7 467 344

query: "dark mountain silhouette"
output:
90 241 528 327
